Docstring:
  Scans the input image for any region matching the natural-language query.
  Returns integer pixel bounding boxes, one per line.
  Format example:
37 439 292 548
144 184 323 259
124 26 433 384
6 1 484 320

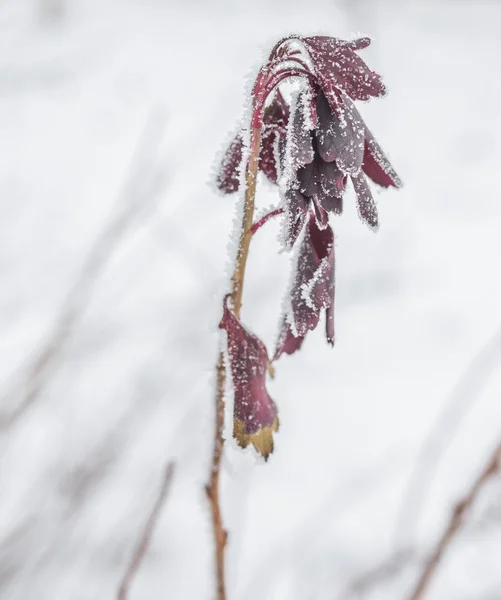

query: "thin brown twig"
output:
407 439 501 600
117 462 175 600
206 354 228 600
0 110 167 430
395 326 501 547
338 547 417 600
206 126 262 600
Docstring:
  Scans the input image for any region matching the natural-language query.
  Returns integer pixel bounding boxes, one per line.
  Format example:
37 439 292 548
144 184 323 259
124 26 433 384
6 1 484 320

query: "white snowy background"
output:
2 0 501 599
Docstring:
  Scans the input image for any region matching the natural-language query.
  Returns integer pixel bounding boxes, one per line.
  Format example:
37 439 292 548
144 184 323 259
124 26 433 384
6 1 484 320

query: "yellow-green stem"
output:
231 127 262 318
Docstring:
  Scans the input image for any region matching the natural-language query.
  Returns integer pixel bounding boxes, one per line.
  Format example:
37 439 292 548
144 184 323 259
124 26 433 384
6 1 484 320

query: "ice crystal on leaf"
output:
216 35 401 246
216 90 289 193
219 297 279 460
214 33 401 459
275 212 335 359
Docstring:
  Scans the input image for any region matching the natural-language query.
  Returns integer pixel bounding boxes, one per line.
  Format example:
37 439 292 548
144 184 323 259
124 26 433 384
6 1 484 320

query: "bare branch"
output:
407 439 501 600
337 547 417 600
395 326 501 546
206 353 228 600
117 462 175 600
0 110 167 430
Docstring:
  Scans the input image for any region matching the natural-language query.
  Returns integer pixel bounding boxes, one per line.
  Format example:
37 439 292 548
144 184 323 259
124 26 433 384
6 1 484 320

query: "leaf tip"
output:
233 416 280 460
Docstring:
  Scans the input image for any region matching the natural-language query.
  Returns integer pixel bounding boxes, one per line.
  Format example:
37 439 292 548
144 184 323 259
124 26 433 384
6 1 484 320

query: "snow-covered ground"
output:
2 1 501 598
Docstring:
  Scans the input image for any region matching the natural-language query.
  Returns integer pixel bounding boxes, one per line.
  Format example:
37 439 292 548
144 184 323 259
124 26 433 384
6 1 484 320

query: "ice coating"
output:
301 36 386 111
275 212 335 359
219 297 279 459
215 89 289 193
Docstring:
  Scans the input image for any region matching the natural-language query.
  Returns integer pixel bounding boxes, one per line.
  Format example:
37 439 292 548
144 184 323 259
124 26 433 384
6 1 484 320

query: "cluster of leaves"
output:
217 35 401 459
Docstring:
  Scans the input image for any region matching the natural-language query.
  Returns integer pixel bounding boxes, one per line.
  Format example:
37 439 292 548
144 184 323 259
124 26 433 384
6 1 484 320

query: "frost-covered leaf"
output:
314 193 343 219
216 133 243 193
289 92 315 171
352 171 379 230
315 89 364 174
275 213 335 359
260 129 281 183
216 89 290 192
219 298 279 459
311 200 330 228
274 321 305 360
302 36 386 109
284 188 309 248
297 158 319 197
318 159 345 197
260 89 290 184
363 131 403 188
346 99 402 188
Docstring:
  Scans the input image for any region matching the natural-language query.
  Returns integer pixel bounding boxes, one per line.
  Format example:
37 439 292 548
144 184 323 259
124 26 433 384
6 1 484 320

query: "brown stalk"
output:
206 126 262 600
407 439 501 600
231 127 262 319
117 462 175 600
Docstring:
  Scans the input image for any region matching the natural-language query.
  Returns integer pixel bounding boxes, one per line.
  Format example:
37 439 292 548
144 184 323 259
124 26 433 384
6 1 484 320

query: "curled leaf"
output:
275 213 335 359
219 298 279 459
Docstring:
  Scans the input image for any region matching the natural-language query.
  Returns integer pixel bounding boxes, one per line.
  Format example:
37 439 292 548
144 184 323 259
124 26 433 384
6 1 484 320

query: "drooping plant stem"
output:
206 126 262 600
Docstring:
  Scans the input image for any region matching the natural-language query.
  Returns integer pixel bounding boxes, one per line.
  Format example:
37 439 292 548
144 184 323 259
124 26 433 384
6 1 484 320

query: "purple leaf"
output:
363 133 403 188
351 172 379 230
216 89 290 192
311 199 330 228
275 213 335 359
318 158 345 197
347 99 402 188
315 89 364 174
260 128 281 183
219 298 279 460
284 188 309 248
274 321 305 360
315 193 343 217
302 36 386 107
216 133 243 194
297 158 319 198
289 93 315 170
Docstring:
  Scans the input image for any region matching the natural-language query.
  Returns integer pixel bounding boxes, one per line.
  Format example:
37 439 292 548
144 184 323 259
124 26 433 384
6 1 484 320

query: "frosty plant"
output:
207 34 401 599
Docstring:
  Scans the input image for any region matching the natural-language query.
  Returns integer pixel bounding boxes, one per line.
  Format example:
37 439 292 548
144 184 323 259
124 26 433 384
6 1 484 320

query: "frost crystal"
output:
213 33 402 458
275 212 335 359
219 298 279 460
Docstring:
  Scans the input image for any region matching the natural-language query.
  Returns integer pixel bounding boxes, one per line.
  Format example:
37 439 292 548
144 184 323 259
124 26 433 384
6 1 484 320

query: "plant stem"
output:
232 127 262 318
250 207 284 235
407 438 501 600
117 462 175 600
207 126 262 600
206 354 228 600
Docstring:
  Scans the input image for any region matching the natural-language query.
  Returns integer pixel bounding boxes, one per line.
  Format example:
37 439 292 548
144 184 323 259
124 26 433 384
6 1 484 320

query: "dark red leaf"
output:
274 320 305 360
216 89 291 192
216 133 243 194
315 89 364 174
302 36 386 108
362 134 402 188
219 298 279 459
275 213 335 358
284 188 309 248
351 172 379 230
289 94 315 171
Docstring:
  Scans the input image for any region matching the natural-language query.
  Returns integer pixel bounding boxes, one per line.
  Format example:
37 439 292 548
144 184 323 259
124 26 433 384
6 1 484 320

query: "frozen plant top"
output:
215 34 402 459
217 34 401 246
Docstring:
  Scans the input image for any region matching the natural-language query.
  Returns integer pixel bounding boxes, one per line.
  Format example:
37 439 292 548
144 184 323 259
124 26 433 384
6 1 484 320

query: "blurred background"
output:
2 0 501 598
